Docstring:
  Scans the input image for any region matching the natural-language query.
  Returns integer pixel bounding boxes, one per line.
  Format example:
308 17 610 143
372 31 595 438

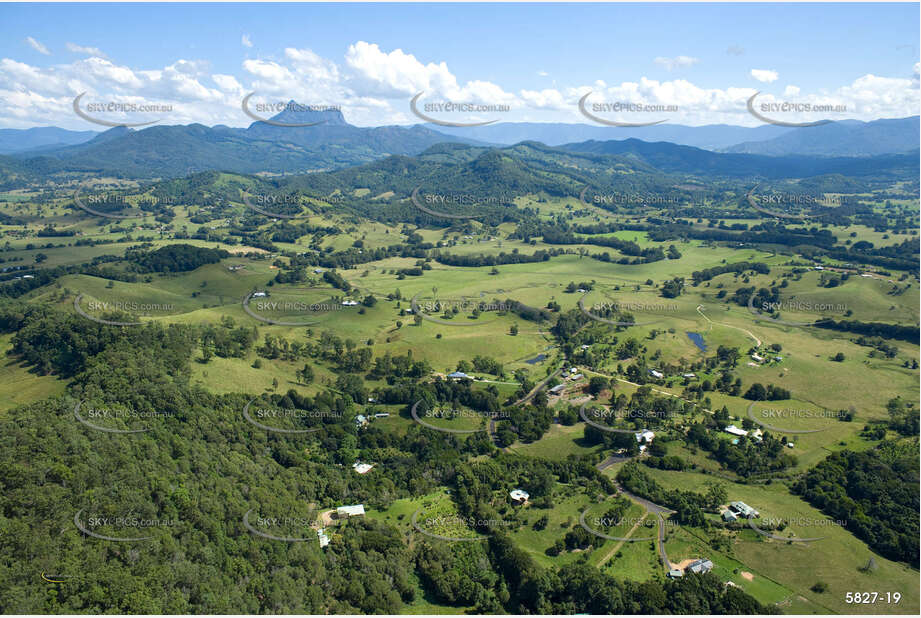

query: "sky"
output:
0 2 918 130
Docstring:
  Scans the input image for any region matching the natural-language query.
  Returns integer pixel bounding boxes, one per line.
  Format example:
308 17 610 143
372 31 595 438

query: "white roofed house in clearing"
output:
509 489 530 505
724 424 748 437
336 504 365 519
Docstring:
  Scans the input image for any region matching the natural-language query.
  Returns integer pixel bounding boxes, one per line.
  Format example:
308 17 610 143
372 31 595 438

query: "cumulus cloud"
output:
751 69 779 83
654 56 699 71
0 40 917 129
25 37 50 55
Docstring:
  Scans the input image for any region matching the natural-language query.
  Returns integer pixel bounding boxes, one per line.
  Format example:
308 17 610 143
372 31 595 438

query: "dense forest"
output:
793 442 919 565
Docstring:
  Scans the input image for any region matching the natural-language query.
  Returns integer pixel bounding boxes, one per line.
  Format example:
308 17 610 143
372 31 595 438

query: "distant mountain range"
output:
0 126 99 155
560 138 918 179
0 105 916 185
1 104 483 179
721 116 920 156
420 116 920 156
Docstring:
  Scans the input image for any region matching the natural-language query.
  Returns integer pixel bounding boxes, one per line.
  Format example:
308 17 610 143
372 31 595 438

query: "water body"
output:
686 332 707 352
525 354 547 365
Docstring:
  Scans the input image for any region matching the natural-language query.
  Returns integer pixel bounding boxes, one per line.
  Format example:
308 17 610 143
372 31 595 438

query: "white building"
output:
724 424 748 437
336 504 365 518
509 489 530 505
317 528 330 548
649 369 664 379
352 462 374 474
635 430 655 444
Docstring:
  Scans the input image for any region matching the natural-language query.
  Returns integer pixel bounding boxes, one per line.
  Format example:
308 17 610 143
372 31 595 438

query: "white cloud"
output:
0 40 917 129
66 43 106 58
750 69 779 83
537 70 549 77
25 37 50 55
241 34 252 48
654 56 699 71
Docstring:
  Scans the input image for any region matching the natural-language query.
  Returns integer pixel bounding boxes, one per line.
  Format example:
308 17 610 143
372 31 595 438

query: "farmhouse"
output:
252 291 267 298
649 369 664 379
355 414 368 428
751 353 764 362
448 371 471 380
687 559 714 574
722 510 738 522
336 504 365 518
548 384 566 394
570 373 584 381
682 373 697 379
635 430 655 444
509 489 530 505
667 569 684 579
317 528 330 548
728 501 759 517
724 424 748 437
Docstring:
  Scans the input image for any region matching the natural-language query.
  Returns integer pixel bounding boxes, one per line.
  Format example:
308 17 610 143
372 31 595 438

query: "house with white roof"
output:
635 430 655 444
509 489 530 505
336 504 365 518
724 424 748 437
352 462 374 474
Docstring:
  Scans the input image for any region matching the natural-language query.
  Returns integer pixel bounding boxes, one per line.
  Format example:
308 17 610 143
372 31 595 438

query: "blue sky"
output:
1 2 918 128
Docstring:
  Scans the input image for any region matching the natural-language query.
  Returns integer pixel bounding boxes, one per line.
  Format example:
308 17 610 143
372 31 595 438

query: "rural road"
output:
697 304 762 347
595 457 677 572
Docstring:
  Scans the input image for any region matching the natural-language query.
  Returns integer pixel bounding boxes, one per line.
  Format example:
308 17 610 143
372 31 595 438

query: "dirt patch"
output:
740 571 754 581
673 558 700 570
318 509 337 527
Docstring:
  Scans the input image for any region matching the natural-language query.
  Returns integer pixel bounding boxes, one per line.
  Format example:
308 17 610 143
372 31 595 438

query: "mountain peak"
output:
259 100 349 128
